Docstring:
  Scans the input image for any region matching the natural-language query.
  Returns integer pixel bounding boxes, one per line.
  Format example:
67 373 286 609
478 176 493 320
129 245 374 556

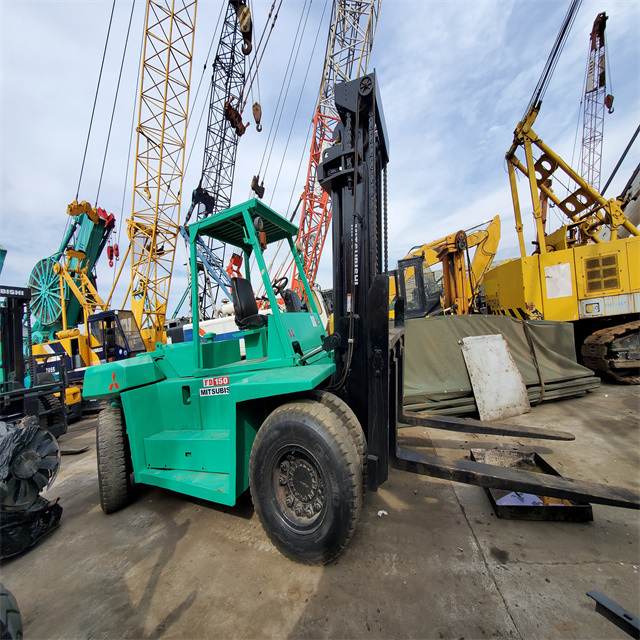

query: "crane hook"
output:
605 94 614 114
253 102 262 132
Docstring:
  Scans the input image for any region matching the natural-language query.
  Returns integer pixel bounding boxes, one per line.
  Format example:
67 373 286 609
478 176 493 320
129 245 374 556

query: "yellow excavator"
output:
392 215 501 317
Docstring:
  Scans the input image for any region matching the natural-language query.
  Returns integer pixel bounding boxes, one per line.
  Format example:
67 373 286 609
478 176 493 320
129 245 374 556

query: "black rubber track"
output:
250 400 362 565
96 406 132 514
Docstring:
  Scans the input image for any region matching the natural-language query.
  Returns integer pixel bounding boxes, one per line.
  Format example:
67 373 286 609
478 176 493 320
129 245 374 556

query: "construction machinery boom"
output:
484 6 639 383
580 12 613 193
394 216 501 316
126 0 197 349
28 202 115 345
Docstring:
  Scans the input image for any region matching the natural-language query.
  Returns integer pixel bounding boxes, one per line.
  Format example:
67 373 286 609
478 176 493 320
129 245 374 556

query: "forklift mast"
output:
0 286 33 387
318 72 394 490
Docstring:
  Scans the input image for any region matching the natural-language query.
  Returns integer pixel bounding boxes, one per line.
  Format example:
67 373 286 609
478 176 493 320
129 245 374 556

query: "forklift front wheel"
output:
250 401 362 565
308 391 367 496
96 406 133 514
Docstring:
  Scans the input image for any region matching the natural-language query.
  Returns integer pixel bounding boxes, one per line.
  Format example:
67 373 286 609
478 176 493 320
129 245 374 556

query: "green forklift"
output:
83 73 638 565
83 198 365 564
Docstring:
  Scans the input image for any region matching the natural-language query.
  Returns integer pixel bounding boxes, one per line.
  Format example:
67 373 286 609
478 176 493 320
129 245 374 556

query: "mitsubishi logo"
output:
108 370 120 391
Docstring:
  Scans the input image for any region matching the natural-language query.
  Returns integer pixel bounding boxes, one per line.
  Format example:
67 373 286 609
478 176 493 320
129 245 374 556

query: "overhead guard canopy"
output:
188 198 298 250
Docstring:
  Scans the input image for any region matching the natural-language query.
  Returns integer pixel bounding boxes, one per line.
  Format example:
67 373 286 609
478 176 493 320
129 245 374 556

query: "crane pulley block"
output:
224 100 248 136
252 102 262 132
230 0 252 54
251 175 265 199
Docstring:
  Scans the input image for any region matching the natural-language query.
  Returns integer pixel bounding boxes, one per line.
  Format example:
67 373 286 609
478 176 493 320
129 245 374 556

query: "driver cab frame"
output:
88 309 146 363
187 200 325 371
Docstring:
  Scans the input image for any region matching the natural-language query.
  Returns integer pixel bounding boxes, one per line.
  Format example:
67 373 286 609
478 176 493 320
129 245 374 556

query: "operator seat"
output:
282 289 303 312
231 277 268 330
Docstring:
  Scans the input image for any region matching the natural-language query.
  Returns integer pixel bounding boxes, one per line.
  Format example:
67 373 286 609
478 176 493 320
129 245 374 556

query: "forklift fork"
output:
367 275 639 511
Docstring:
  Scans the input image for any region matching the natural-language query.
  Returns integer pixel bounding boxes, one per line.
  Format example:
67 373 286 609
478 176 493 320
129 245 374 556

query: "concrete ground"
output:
2 381 638 639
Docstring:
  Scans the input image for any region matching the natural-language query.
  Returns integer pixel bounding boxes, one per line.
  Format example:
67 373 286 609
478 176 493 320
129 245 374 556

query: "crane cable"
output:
267 1 318 205
113 2 146 291
249 0 262 111
247 0 313 284
75 0 117 201
183 1 232 177
522 0 582 120
252 0 314 193
242 0 277 98
245 0 324 286
238 0 283 113
254 0 329 293
96 0 137 207
268 0 329 204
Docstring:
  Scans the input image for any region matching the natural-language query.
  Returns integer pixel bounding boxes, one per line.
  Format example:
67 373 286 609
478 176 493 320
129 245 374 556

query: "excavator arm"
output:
393 215 501 315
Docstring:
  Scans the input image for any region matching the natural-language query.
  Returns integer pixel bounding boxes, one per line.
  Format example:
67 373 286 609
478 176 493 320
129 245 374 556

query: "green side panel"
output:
245 327 269 360
122 376 239 507
153 341 197 377
82 353 165 399
144 430 230 473
229 362 335 403
279 312 326 353
121 384 164 475
235 404 264 497
137 469 233 506
121 378 205 472
201 337 242 368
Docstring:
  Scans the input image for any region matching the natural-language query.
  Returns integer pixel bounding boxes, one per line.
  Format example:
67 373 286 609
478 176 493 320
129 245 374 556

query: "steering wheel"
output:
271 276 289 297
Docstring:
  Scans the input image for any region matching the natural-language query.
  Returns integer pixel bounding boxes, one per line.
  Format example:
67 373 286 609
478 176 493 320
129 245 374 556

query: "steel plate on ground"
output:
470 449 593 521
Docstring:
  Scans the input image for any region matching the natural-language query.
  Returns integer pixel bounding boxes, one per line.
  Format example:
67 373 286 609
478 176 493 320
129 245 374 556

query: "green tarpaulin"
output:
403 315 599 416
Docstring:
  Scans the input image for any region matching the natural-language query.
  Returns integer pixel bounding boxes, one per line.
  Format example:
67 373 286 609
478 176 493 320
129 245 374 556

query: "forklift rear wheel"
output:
250 400 362 565
96 406 132 514
308 390 367 495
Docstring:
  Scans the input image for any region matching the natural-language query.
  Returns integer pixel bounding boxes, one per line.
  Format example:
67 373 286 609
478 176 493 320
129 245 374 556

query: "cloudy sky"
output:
1 0 638 318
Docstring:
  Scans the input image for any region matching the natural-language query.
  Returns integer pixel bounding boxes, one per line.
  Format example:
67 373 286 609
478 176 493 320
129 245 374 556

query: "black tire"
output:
37 395 58 430
96 406 132 514
249 401 362 565
38 394 66 438
66 400 83 423
308 390 368 494
0 585 22 640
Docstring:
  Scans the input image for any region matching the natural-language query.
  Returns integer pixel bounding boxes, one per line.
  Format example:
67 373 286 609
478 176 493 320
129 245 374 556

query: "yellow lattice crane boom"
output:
125 0 197 349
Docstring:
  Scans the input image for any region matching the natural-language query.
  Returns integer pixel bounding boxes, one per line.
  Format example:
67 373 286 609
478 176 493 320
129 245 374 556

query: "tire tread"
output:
96 406 132 514
308 390 367 494
250 400 362 565
0 586 22 640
